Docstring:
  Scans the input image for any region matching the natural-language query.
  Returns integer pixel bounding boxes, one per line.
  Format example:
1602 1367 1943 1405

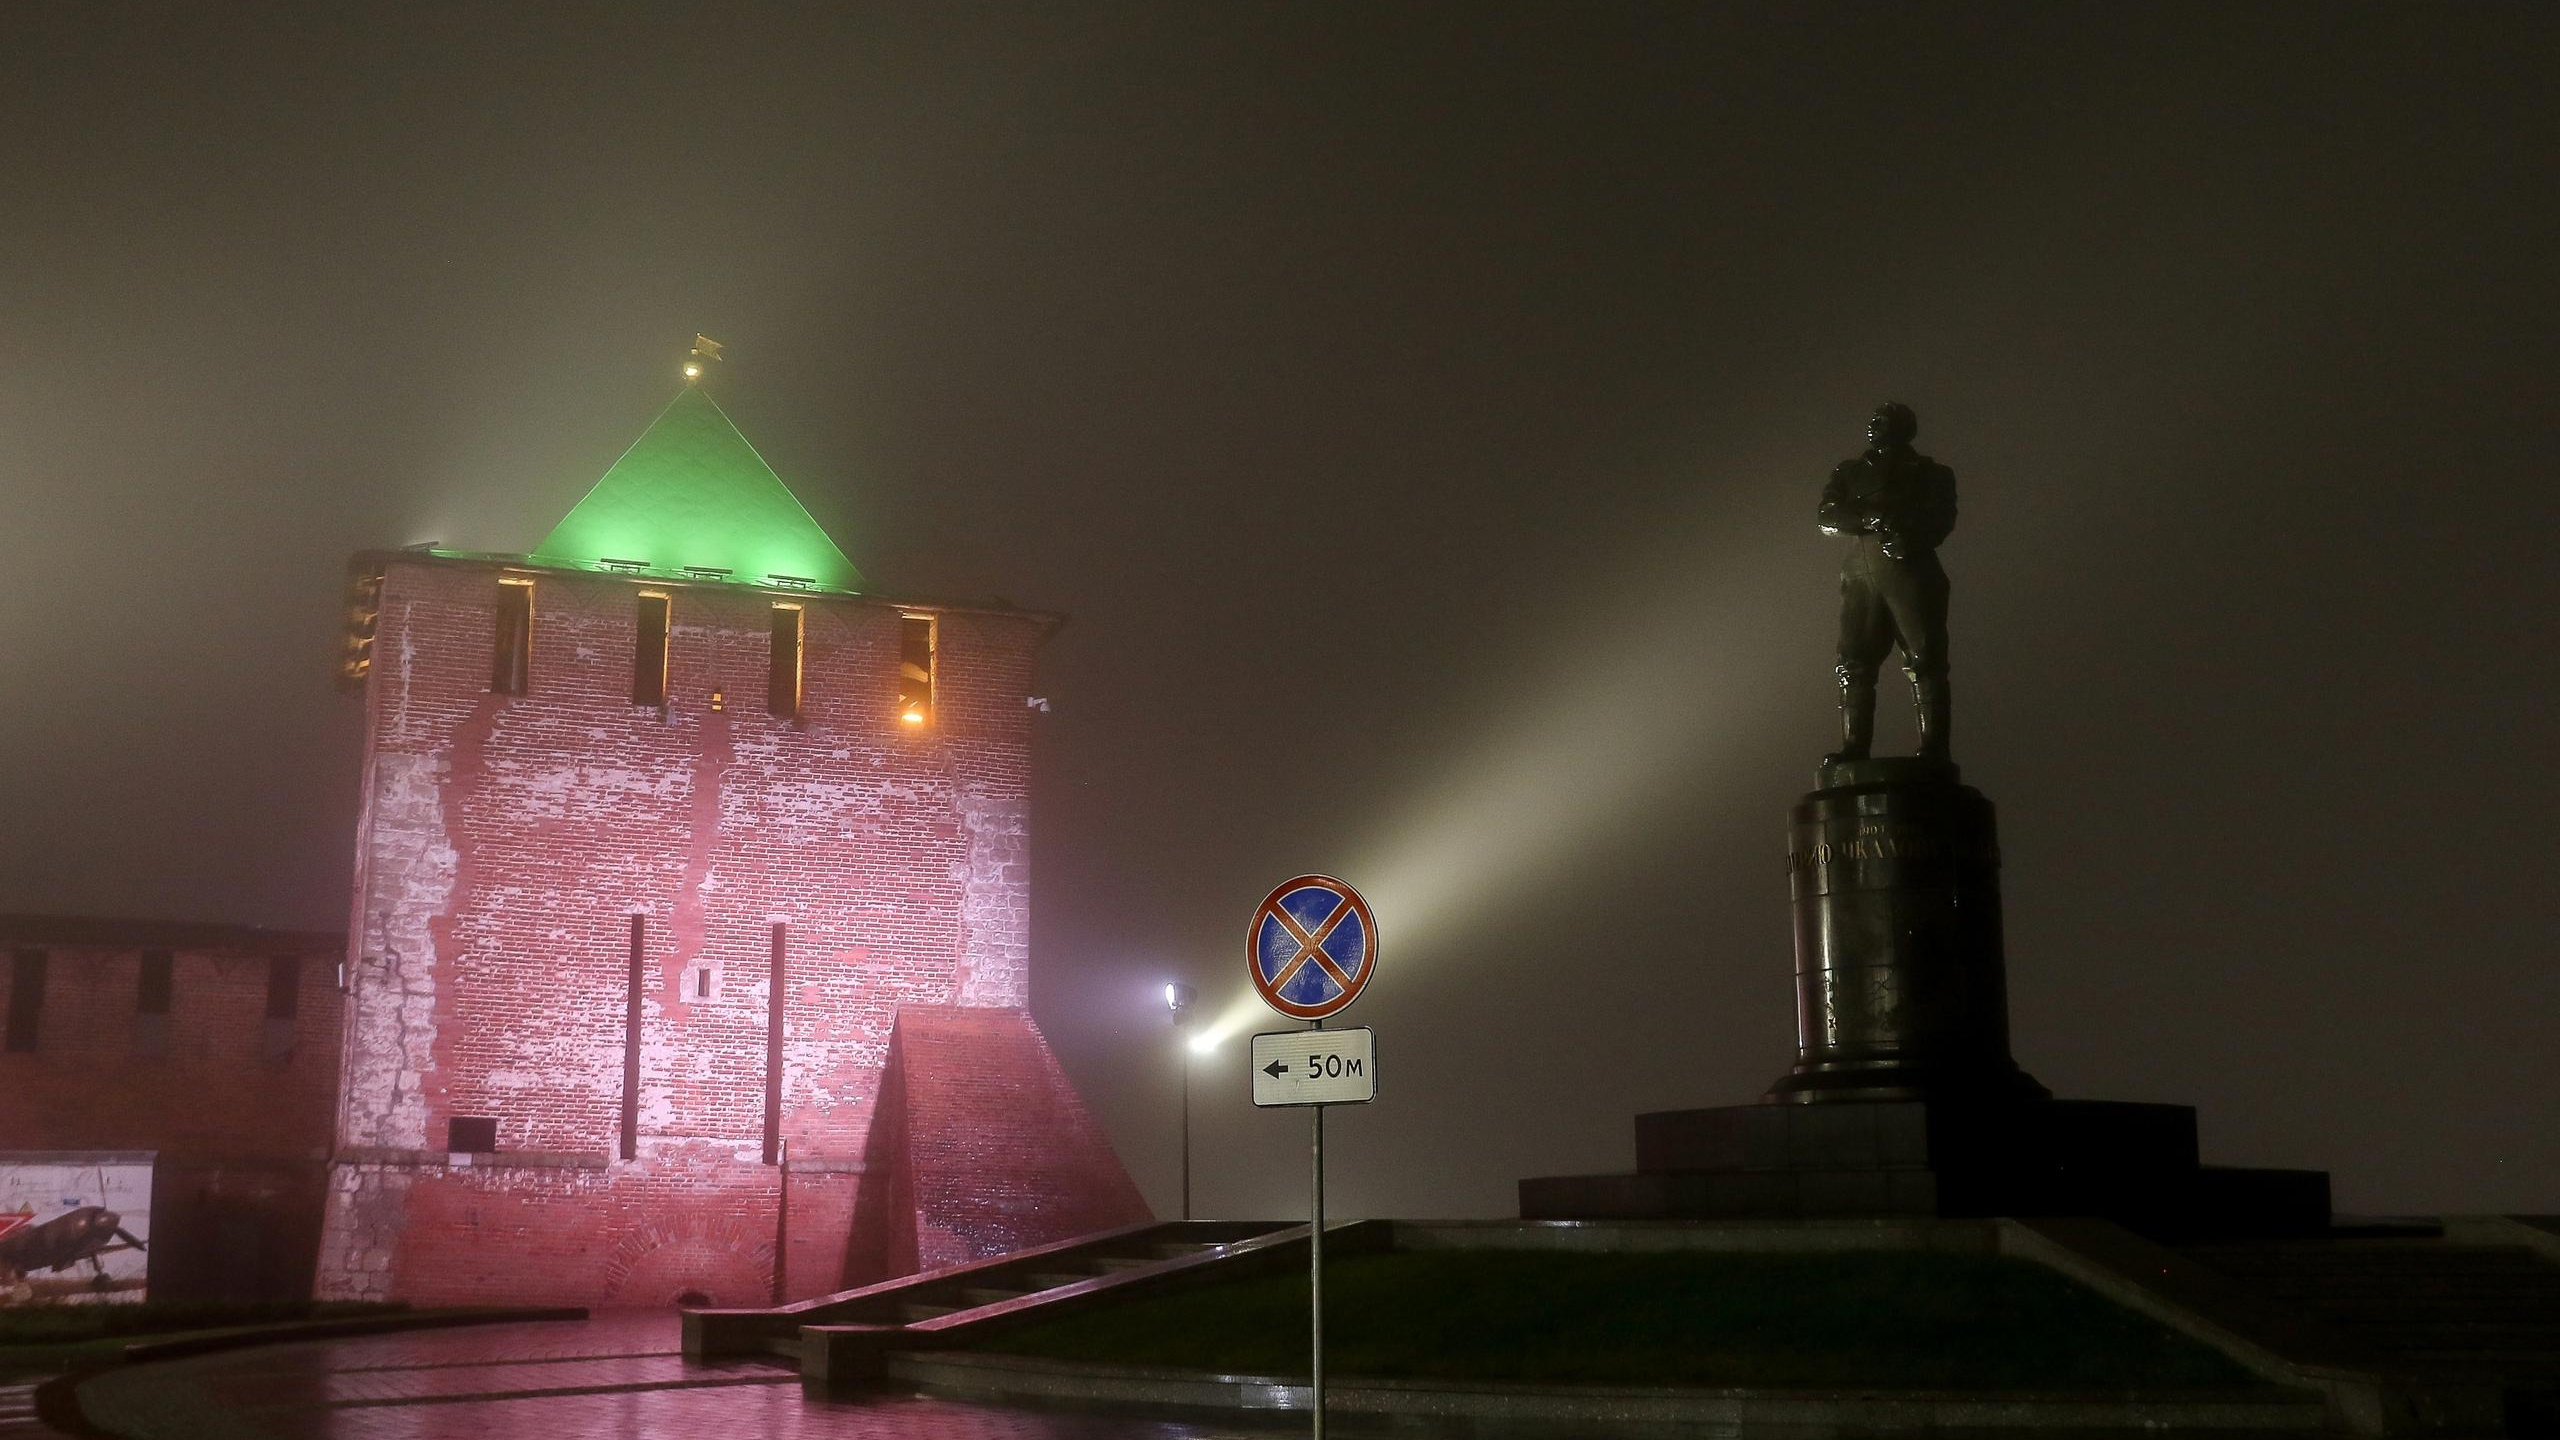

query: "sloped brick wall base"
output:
317 1006 1146 1306
873 1006 1153 1278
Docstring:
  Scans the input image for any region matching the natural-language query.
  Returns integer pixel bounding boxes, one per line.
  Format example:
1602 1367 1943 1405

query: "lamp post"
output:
1164 981 1196 1222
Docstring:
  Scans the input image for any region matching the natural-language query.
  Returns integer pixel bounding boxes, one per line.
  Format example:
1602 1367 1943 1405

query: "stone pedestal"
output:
1518 1095 2329 1234
1768 758 2046 1103
1516 756 2333 1239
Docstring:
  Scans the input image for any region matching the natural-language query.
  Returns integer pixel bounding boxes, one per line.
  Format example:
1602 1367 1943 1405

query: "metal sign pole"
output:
1246 876 1373 1440
1310 1015 1325 1439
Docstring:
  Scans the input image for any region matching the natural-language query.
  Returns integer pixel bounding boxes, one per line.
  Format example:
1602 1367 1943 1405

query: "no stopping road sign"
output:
1247 875 1377 1021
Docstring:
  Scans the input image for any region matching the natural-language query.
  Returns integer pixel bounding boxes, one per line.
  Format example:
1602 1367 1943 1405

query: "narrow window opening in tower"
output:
897 614 936 728
621 917 644 1162
634 593 671 707
137 950 174 1015
135 949 173 1058
266 956 300 1018
263 955 301 1061
6 950 46 1053
763 922 786 1166
339 569 383 691
769 604 803 719
492 579 534 695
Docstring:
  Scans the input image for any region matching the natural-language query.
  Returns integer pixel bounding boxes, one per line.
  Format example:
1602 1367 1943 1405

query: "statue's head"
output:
1866 402 1918 450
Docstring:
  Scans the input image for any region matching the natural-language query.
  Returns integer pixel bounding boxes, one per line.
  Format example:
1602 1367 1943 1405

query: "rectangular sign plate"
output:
1251 1028 1377 1107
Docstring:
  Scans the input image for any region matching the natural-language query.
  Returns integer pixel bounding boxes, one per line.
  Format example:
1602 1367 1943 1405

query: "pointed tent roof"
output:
531 387 864 592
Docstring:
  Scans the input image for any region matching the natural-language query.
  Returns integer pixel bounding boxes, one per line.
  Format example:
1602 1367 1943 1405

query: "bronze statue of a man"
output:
1819 402 1956 765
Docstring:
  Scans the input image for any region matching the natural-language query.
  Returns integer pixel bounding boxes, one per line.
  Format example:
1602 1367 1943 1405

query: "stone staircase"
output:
868 1237 1236 1333
682 1219 1314 1369
2177 1220 2560 1435
0 1385 42 1436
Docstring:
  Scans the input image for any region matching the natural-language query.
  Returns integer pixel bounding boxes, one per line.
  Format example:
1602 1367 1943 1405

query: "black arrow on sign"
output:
1262 1060 1288 1078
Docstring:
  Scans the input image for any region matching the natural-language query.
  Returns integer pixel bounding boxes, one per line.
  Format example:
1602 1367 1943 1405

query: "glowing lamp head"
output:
1164 981 1196 1018
682 361 703 379
900 707 926 726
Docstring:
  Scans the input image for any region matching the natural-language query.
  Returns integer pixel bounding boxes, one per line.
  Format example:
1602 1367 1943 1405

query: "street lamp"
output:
1164 981 1196 1222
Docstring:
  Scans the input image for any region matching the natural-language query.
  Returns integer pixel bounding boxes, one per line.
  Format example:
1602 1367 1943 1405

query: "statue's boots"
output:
1913 674 1952 762
1826 673 1876 766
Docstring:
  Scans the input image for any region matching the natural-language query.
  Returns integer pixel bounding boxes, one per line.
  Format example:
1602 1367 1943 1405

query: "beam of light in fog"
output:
1190 502 1801 1052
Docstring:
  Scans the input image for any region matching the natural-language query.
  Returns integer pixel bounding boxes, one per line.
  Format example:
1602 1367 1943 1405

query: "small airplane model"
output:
0 1206 146 1287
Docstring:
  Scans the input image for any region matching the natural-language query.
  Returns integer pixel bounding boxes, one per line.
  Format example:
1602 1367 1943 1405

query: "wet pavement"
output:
56 1311 2328 1439
67 1313 1309 1440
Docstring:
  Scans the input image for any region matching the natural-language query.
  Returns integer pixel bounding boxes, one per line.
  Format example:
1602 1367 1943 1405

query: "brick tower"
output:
315 370 1148 1307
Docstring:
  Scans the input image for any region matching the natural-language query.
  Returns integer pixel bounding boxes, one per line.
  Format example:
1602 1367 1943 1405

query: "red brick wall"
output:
0 917 344 1299
884 1006 1154 1275
318 556 1147 1306
0 922 341 1164
350 1142 781 1308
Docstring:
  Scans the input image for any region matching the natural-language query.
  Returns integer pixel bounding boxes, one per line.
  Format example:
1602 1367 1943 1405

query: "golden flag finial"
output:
682 334 725 384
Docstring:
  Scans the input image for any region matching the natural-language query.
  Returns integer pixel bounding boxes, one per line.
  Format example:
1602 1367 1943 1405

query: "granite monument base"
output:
1519 1096 2330 1238
1770 757 2050 1104
1523 747 2330 1238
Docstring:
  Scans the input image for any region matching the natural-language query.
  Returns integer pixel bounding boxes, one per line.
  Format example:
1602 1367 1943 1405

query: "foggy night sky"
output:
4 4 2555 1221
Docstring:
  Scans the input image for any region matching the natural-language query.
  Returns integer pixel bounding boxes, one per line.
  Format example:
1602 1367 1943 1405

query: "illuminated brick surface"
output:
874 1008 1155 1275
318 556 1146 1307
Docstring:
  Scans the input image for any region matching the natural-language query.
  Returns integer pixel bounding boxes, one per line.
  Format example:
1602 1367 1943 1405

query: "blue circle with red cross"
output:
1248 875 1377 1020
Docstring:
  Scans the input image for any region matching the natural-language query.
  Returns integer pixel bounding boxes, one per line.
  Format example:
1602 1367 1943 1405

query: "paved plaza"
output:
65 1314 1327 1440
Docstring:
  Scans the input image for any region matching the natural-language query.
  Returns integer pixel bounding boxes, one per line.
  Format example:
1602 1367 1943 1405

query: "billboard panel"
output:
0 1151 153 1304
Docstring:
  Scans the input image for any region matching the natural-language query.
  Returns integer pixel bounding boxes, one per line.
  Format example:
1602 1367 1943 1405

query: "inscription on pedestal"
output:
1771 776 2044 1104
1790 821 1999 872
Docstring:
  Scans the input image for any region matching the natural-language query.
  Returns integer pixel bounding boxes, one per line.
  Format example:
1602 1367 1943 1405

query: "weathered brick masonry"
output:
317 388 1145 1307
0 915 344 1299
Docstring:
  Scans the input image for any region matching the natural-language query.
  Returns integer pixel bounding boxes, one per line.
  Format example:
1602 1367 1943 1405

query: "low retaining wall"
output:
889 1349 2328 1435
1394 1216 2004 1254
759 1214 2539 1437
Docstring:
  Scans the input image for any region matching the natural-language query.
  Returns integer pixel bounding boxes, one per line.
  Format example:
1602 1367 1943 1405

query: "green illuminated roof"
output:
530 386 864 592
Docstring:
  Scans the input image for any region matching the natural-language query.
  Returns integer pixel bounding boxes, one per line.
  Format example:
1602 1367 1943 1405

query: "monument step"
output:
2175 1237 2560 1378
2279 1301 2560 1325
1521 1166 1936 1220
1635 1097 2201 1174
1522 1159 2327 1233
2240 1280 2560 1301
2309 1321 2560 1344
2387 1350 2560 1374
2186 1239 2548 1260
2182 1247 2560 1290
2220 1260 2560 1280
2224 1259 2560 1276
2232 1261 2560 1280
2328 1311 2560 1332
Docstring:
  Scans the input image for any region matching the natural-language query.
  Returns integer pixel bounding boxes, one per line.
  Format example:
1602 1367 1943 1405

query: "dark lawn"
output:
978 1250 2262 1390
